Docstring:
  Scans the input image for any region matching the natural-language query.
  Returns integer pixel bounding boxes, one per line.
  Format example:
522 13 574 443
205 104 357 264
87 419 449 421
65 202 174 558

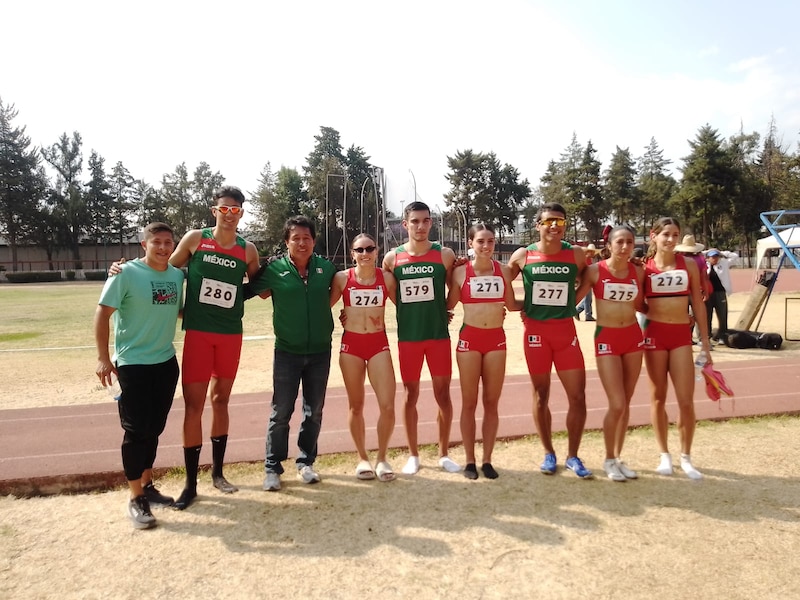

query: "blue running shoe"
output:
565 456 593 479
540 453 557 475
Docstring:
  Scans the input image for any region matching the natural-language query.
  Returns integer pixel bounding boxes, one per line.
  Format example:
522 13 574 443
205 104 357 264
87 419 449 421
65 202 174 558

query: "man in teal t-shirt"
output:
95 222 184 530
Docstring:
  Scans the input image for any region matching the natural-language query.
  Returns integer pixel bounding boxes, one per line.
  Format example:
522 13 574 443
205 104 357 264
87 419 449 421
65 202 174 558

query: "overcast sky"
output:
3 0 799 218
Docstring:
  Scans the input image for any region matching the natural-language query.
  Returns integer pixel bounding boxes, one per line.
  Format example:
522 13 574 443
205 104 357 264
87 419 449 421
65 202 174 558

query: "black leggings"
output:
117 356 179 481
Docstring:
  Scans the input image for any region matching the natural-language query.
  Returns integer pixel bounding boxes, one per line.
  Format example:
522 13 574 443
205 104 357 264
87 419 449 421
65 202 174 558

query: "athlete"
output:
643 217 711 480
383 201 460 475
576 225 645 482
447 224 519 480
171 187 260 509
95 222 184 528
507 203 592 478
330 234 398 482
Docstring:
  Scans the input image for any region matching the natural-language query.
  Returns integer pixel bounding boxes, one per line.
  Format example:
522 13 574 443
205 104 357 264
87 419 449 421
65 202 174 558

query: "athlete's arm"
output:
382 251 396 272
442 246 457 290
501 264 521 311
383 270 398 305
506 247 526 280
633 264 646 313
169 229 201 269
686 258 713 361
329 270 347 307
446 264 465 310
94 304 117 386
575 259 596 305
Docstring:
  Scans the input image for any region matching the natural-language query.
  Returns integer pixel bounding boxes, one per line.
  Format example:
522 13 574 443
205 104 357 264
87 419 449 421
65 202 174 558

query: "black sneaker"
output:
127 495 156 530
143 482 174 507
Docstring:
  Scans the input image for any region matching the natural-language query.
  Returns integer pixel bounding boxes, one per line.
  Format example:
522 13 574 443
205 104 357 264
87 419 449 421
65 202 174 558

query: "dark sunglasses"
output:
353 246 377 254
214 205 243 215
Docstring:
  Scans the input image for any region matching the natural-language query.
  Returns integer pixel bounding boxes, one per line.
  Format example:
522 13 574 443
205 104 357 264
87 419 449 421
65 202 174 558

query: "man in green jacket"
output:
247 216 336 491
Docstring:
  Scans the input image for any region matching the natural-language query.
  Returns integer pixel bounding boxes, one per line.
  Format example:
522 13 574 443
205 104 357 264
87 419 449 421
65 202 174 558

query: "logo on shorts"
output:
571 336 578 347
457 339 470 352
340 343 349 353
527 334 542 348
597 342 612 355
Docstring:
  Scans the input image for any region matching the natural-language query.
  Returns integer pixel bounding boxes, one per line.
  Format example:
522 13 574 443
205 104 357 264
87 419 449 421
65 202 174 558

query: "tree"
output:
444 149 530 239
41 131 85 264
675 125 740 244
566 141 606 242
636 137 676 233
161 163 193 235
190 161 224 228
539 133 585 237
249 163 306 255
0 98 47 271
108 161 138 250
303 127 346 258
603 146 638 227
133 179 166 228
84 150 113 247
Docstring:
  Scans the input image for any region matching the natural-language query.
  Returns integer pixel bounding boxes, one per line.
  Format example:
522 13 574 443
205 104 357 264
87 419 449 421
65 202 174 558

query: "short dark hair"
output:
213 186 245 206
535 202 567 222
404 201 430 219
283 215 316 241
142 222 174 240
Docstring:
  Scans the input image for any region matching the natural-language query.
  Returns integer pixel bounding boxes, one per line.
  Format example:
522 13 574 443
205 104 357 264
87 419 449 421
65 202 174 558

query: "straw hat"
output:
675 234 704 253
584 243 599 255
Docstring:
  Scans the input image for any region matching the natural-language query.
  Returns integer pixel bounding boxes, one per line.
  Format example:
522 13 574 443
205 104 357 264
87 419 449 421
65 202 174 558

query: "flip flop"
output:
375 461 395 482
355 460 375 480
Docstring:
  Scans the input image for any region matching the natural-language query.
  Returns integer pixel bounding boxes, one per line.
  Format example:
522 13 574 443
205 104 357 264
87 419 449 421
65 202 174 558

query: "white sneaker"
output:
616 459 638 479
263 472 281 491
604 459 626 482
402 456 420 475
656 453 674 476
297 465 321 484
680 454 703 480
438 456 461 473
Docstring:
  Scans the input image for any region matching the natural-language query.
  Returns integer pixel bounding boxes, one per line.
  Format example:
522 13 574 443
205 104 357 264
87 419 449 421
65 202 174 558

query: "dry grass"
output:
2 417 800 599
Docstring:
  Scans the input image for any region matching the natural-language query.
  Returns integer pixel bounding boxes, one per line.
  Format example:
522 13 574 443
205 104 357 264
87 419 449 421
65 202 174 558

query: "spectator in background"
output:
705 249 732 342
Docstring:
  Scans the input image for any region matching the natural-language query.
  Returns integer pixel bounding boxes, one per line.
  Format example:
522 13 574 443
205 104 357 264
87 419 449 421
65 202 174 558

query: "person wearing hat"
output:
705 249 732 342
675 234 712 343
575 243 598 321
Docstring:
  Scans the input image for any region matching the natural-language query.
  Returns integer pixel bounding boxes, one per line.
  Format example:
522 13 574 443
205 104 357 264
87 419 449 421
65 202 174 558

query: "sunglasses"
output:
214 205 243 215
539 218 566 227
353 246 377 254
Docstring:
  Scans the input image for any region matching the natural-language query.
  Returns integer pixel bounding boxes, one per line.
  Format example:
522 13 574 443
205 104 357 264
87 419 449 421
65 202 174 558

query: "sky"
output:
2 0 799 220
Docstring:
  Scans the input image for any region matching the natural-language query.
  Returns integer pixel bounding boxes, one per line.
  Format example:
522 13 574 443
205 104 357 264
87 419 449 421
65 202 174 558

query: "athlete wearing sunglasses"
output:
507 202 593 479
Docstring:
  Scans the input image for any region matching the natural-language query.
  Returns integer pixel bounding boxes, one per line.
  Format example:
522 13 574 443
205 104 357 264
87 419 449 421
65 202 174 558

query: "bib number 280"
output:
200 277 237 309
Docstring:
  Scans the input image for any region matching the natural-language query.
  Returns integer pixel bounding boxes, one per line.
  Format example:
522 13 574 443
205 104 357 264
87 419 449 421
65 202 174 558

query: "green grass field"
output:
0 282 285 351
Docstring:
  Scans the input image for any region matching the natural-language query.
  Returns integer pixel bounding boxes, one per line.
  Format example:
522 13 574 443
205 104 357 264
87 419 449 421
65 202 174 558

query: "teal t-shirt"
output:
99 259 184 366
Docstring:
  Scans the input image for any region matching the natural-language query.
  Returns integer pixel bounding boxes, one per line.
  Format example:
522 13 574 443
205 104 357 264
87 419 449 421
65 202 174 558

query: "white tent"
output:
756 226 800 268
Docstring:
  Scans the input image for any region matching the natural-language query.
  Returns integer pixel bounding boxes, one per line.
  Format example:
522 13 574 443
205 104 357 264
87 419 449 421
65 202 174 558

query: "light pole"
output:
325 173 347 260
456 206 468 255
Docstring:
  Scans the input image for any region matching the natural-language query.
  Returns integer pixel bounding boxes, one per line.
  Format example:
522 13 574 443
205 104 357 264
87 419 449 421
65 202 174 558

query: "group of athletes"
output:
95 186 712 531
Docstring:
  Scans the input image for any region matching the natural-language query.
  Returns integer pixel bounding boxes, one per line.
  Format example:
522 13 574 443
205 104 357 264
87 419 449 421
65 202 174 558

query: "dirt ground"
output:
1 418 800 599
1 285 800 599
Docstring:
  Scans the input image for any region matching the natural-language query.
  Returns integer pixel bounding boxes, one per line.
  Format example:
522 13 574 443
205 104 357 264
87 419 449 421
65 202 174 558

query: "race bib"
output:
349 288 384 307
602 281 638 302
469 275 504 299
649 270 688 294
199 277 237 309
400 277 435 303
532 280 568 306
